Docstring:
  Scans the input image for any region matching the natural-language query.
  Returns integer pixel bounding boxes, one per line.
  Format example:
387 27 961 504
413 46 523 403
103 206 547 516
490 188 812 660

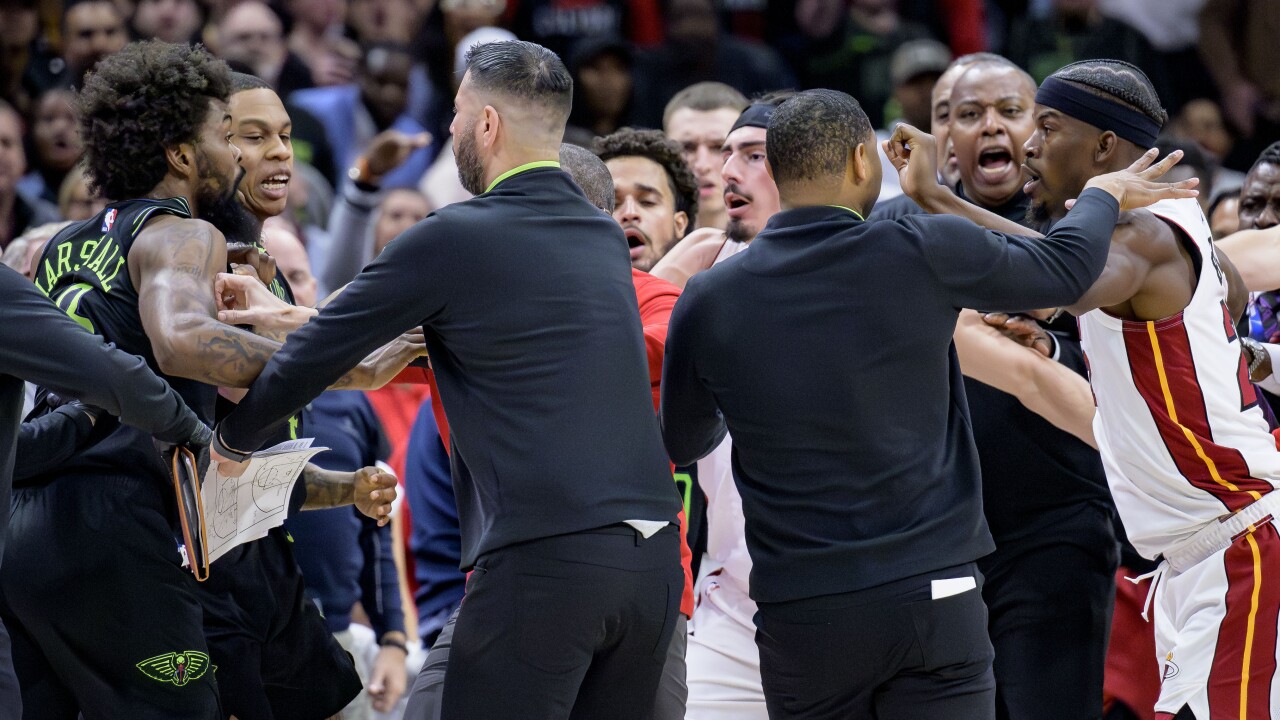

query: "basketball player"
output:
596 127 698 272
0 262 212 719
891 59 1277 720
2 42 395 719
3 40 259 719
204 73 406 720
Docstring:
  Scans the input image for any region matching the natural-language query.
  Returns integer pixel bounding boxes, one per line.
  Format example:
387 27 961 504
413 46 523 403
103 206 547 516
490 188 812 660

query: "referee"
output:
660 89 1181 719
0 263 209 718
214 40 682 720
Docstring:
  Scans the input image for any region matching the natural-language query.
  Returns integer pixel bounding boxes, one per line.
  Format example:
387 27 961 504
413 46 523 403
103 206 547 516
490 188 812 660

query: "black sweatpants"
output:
980 505 1118 720
0 474 221 720
755 562 995 720
439 523 682 720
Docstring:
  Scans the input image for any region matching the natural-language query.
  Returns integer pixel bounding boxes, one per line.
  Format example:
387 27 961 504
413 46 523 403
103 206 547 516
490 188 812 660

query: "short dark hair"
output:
766 89 873 186
1049 60 1168 128
464 40 572 121
662 81 748 130
78 40 232 200
559 143 614 213
595 127 698 227
230 71 272 93
1248 141 1280 176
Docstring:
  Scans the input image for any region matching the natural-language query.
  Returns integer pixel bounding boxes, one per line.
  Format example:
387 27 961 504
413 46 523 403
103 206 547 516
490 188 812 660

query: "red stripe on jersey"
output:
1222 301 1239 342
1123 319 1270 511
1208 523 1280 718
1222 302 1261 412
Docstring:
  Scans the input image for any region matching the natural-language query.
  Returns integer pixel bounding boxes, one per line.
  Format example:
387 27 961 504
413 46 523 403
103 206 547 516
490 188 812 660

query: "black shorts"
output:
0 474 222 720
199 528 361 720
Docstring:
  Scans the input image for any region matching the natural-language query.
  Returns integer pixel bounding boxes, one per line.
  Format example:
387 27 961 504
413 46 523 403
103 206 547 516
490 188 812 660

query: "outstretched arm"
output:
885 124 1198 235
216 214 451 456
953 310 1096 447
1216 226 1280 292
886 124 1199 317
0 264 204 445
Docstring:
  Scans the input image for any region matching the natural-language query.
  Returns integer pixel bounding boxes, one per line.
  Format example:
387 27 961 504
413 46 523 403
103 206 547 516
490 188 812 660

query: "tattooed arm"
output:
132 217 282 388
133 217 417 390
299 463 397 526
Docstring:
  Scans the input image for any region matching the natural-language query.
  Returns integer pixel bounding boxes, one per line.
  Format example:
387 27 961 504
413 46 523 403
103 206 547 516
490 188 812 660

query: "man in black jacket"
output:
214 40 682 720
660 88 1189 719
0 262 209 720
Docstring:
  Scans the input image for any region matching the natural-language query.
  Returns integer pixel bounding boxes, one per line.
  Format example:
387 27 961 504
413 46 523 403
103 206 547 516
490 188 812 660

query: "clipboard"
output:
169 446 211 582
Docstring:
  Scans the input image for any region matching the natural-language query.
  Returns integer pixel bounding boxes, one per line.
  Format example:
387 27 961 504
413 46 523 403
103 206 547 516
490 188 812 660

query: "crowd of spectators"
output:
0 0 1275 717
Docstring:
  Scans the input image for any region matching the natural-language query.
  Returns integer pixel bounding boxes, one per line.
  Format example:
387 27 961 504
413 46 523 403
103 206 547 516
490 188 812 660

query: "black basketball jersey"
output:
31 197 217 483
214 256 304 446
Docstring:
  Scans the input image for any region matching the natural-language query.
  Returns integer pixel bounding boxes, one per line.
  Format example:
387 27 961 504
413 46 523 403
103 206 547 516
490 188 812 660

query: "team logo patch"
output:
1162 659 1180 681
137 651 212 686
101 208 117 233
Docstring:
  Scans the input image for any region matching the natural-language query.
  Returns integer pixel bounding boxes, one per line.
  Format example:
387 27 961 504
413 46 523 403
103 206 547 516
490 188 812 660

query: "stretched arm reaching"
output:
1216 226 1280 292
953 310 1096 447
0 263 205 446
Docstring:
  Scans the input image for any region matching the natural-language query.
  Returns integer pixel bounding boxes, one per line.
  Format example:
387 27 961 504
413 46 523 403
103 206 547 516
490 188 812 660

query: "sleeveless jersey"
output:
214 248 303 446
1079 198 1280 559
31 197 216 483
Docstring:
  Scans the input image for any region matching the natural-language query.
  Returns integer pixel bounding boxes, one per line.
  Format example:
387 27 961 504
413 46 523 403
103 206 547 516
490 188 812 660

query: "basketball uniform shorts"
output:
1153 521 1280 719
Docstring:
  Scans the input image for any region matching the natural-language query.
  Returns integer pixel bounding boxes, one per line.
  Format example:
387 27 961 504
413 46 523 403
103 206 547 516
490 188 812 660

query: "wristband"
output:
211 425 253 462
379 637 408 653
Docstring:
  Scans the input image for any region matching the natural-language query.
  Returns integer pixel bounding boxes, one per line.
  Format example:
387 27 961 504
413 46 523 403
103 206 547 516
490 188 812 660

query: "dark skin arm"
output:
132 216 415 390
131 216 282 387
298 463 397 526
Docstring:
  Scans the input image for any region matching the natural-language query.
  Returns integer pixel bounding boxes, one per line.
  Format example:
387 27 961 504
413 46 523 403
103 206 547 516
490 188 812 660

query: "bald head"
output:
948 61 1037 207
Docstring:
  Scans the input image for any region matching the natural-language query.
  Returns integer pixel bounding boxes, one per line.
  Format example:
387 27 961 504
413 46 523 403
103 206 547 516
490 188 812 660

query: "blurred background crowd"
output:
0 0 1275 717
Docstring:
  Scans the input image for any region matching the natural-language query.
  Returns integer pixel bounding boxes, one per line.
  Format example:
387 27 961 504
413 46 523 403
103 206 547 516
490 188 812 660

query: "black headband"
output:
1035 76 1161 148
730 103 775 134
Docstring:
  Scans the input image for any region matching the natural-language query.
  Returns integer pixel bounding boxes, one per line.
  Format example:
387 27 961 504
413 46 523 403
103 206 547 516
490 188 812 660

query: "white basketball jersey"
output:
1080 198 1280 560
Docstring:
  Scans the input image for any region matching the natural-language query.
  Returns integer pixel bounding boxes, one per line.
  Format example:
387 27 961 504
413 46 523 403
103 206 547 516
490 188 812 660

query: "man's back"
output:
664 193 1122 603
425 169 679 561
236 167 680 568
671 207 993 603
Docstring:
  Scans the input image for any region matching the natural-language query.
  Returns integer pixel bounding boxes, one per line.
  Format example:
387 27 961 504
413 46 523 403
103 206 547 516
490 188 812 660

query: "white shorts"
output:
685 573 768 720
1153 522 1280 719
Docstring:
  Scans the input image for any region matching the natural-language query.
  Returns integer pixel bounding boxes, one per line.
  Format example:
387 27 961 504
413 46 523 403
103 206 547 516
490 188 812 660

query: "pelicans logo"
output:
136 651 212 686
